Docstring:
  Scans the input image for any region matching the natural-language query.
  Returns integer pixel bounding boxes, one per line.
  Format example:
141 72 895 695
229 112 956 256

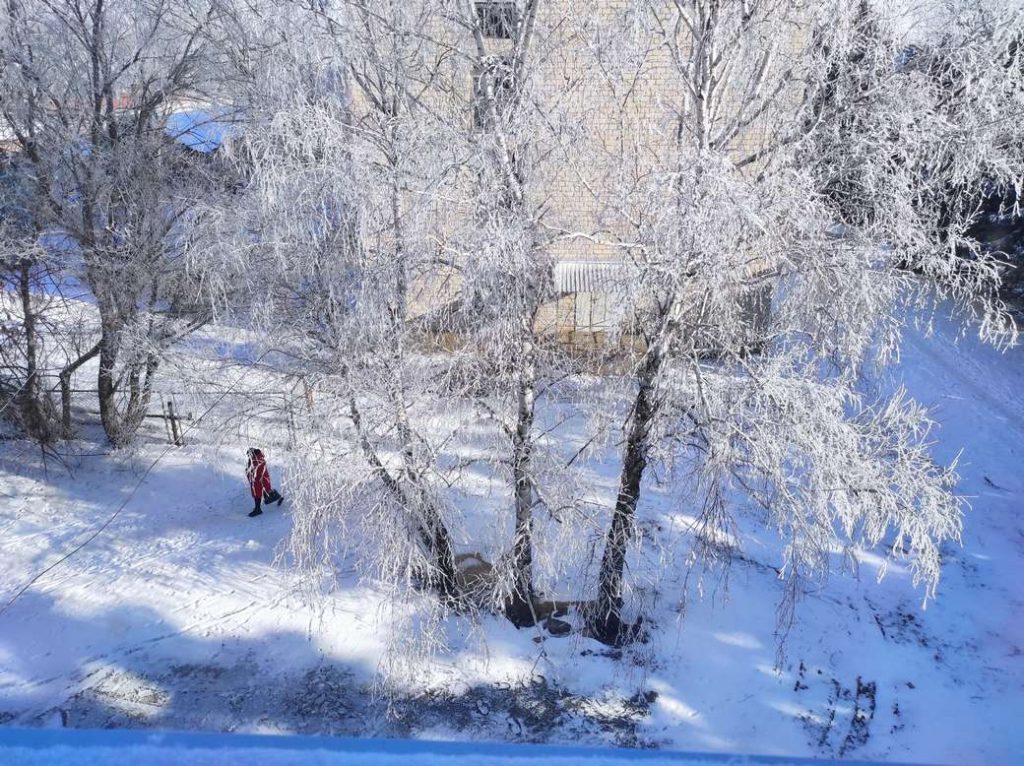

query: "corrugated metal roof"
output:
554 260 634 294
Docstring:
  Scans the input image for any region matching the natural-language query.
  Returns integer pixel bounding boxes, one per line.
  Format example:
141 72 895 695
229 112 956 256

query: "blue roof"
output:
165 108 240 153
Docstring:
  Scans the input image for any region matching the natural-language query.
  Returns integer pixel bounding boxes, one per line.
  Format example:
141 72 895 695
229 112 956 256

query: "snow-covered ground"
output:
0 310 1021 765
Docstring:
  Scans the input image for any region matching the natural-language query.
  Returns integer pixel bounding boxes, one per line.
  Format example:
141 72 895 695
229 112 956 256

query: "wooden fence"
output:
27 369 312 449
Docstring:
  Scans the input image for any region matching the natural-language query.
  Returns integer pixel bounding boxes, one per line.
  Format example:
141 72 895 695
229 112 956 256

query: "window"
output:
738 283 773 350
475 2 518 39
472 54 516 129
573 291 612 332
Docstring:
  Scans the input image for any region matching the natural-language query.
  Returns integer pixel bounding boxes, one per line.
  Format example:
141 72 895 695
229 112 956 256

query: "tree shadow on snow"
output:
0 589 662 749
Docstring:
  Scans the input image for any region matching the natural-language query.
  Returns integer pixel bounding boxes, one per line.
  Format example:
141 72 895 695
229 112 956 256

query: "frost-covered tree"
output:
204 0 469 601
204 0 1021 659
212 0 594 633
0 146 53 441
443 0 587 627
579 0 1022 645
803 0 891 226
0 0 220 445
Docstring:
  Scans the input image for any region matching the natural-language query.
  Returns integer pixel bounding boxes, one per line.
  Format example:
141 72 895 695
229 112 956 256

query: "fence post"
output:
167 399 184 447
161 399 174 445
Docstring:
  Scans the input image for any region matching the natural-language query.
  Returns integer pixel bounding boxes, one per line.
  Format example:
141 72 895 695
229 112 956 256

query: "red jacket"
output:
246 450 272 500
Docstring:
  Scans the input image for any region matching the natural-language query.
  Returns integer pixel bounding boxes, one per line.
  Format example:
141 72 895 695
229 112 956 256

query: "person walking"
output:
246 447 284 517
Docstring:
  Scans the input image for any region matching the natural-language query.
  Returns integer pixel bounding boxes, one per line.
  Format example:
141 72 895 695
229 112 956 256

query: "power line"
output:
0 360 263 618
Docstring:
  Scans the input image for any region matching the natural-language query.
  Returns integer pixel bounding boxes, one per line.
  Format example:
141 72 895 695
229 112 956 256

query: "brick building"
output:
409 1 803 348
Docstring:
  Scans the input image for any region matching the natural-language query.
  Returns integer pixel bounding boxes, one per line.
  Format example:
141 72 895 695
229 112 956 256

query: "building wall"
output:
400 1 809 339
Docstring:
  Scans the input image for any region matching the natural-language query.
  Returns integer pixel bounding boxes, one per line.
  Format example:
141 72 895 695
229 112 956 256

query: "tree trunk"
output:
94 294 160 446
373 137 459 601
123 352 160 438
58 341 102 439
506 332 538 627
390 397 459 600
347 393 458 601
15 259 48 439
96 312 131 446
589 331 668 646
422 492 459 601
97 328 119 443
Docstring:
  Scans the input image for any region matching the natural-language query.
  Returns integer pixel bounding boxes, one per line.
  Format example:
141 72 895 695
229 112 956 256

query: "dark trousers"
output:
254 489 282 511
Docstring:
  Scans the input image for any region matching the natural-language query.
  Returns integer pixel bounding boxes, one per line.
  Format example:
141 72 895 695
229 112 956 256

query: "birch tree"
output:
205 0 469 601
212 1 586 632
443 0 585 627
580 0 1022 645
205 0 1021 659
